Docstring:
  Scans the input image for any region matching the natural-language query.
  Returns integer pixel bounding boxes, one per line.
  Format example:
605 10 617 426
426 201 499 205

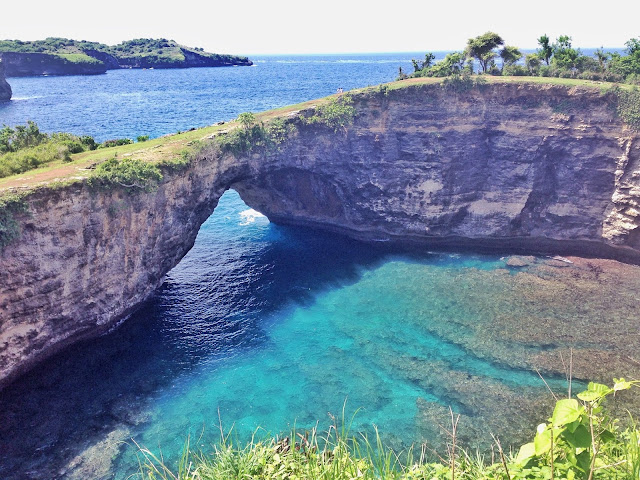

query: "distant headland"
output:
0 37 253 76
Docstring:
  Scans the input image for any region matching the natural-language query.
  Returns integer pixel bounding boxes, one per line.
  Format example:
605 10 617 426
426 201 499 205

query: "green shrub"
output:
306 94 356 132
87 157 162 191
0 122 98 177
136 135 150 143
0 193 28 249
79 135 98 150
616 87 640 130
0 121 47 153
99 138 133 148
0 142 72 177
217 114 297 155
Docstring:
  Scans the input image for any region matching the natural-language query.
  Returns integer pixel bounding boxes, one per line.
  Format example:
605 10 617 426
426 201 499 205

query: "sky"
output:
3 0 639 55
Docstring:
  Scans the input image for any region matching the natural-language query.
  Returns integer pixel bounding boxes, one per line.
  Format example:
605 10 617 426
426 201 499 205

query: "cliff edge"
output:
1 80 639 388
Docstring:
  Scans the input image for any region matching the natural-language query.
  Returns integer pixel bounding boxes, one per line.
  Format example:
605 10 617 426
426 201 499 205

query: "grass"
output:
136 381 640 480
56 53 103 65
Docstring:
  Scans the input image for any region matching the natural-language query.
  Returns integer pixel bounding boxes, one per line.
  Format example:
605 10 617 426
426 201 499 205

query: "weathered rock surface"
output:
0 59 12 100
1 82 639 388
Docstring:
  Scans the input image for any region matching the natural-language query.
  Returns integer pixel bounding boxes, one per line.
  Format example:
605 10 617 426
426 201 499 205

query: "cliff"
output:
0 59 11 100
0 52 106 76
0 38 252 76
1 80 639 388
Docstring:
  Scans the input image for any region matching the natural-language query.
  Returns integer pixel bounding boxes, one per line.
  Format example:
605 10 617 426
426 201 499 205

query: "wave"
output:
239 208 267 225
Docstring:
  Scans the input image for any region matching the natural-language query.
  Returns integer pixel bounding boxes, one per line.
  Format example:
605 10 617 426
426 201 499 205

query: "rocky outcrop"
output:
0 52 107 76
0 60 12 100
0 50 252 76
236 84 640 261
82 49 120 70
1 82 639 387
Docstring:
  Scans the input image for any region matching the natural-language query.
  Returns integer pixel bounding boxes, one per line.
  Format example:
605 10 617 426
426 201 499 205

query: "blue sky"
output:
4 0 639 55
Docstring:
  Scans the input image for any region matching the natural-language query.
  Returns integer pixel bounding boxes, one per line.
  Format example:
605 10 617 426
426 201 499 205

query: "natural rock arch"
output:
1 82 639 388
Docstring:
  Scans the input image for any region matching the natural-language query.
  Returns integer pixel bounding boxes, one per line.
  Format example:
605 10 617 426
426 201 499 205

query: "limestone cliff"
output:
0 59 11 100
0 52 107 76
1 81 639 388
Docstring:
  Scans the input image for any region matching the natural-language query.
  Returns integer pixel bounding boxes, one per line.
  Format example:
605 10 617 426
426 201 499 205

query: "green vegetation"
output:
0 192 27 249
0 37 251 69
406 32 640 84
138 380 640 480
56 53 103 65
465 31 504 73
305 94 357 132
615 87 640 130
100 138 133 148
0 122 97 178
87 156 163 192
216 112 297 155
216 95 355 155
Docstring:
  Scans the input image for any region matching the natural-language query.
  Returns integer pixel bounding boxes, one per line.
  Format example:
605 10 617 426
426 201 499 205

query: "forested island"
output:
0 37 252 76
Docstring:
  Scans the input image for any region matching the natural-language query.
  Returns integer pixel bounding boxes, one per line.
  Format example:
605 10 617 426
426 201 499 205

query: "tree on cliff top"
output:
500 46 522 72
537 34 553 65
465 32 504 73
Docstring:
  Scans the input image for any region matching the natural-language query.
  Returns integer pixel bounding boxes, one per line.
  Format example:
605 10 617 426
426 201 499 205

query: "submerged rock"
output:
505 255 536 267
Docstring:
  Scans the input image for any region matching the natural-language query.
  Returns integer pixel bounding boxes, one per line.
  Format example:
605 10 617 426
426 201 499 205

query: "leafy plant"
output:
216 114 297 155
514 379 638 480
0 122 100 177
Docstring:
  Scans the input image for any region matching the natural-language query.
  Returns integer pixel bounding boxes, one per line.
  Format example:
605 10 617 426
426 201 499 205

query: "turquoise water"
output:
106 191 571 478
0 190 576 479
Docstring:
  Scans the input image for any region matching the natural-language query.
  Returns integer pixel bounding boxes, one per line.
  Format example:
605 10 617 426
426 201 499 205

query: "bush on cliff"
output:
0 192 27 249
616 86 640 130
217 113 296 155
87 156 162 192
0 122 98 178
306 94 356 132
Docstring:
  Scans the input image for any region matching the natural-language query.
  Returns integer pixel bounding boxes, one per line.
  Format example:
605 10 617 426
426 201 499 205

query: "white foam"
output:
239 208 267 225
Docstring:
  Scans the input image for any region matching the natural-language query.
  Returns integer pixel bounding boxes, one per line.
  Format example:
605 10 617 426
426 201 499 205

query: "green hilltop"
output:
0 37 252 75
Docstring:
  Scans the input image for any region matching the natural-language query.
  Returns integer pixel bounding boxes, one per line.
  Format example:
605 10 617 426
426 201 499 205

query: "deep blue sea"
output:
0 54 615 479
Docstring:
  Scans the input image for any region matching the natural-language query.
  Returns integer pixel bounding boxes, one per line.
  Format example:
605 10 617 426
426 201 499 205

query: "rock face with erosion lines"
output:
1 81 639 387
0 59 11 100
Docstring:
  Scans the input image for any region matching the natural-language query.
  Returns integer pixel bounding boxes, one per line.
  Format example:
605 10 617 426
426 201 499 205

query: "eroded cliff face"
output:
0 60 11 100
235 83 640 260
0 52 107 76
1 82 639 387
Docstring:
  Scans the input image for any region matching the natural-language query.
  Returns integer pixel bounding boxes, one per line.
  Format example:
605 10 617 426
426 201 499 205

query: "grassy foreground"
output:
137 381 640 480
